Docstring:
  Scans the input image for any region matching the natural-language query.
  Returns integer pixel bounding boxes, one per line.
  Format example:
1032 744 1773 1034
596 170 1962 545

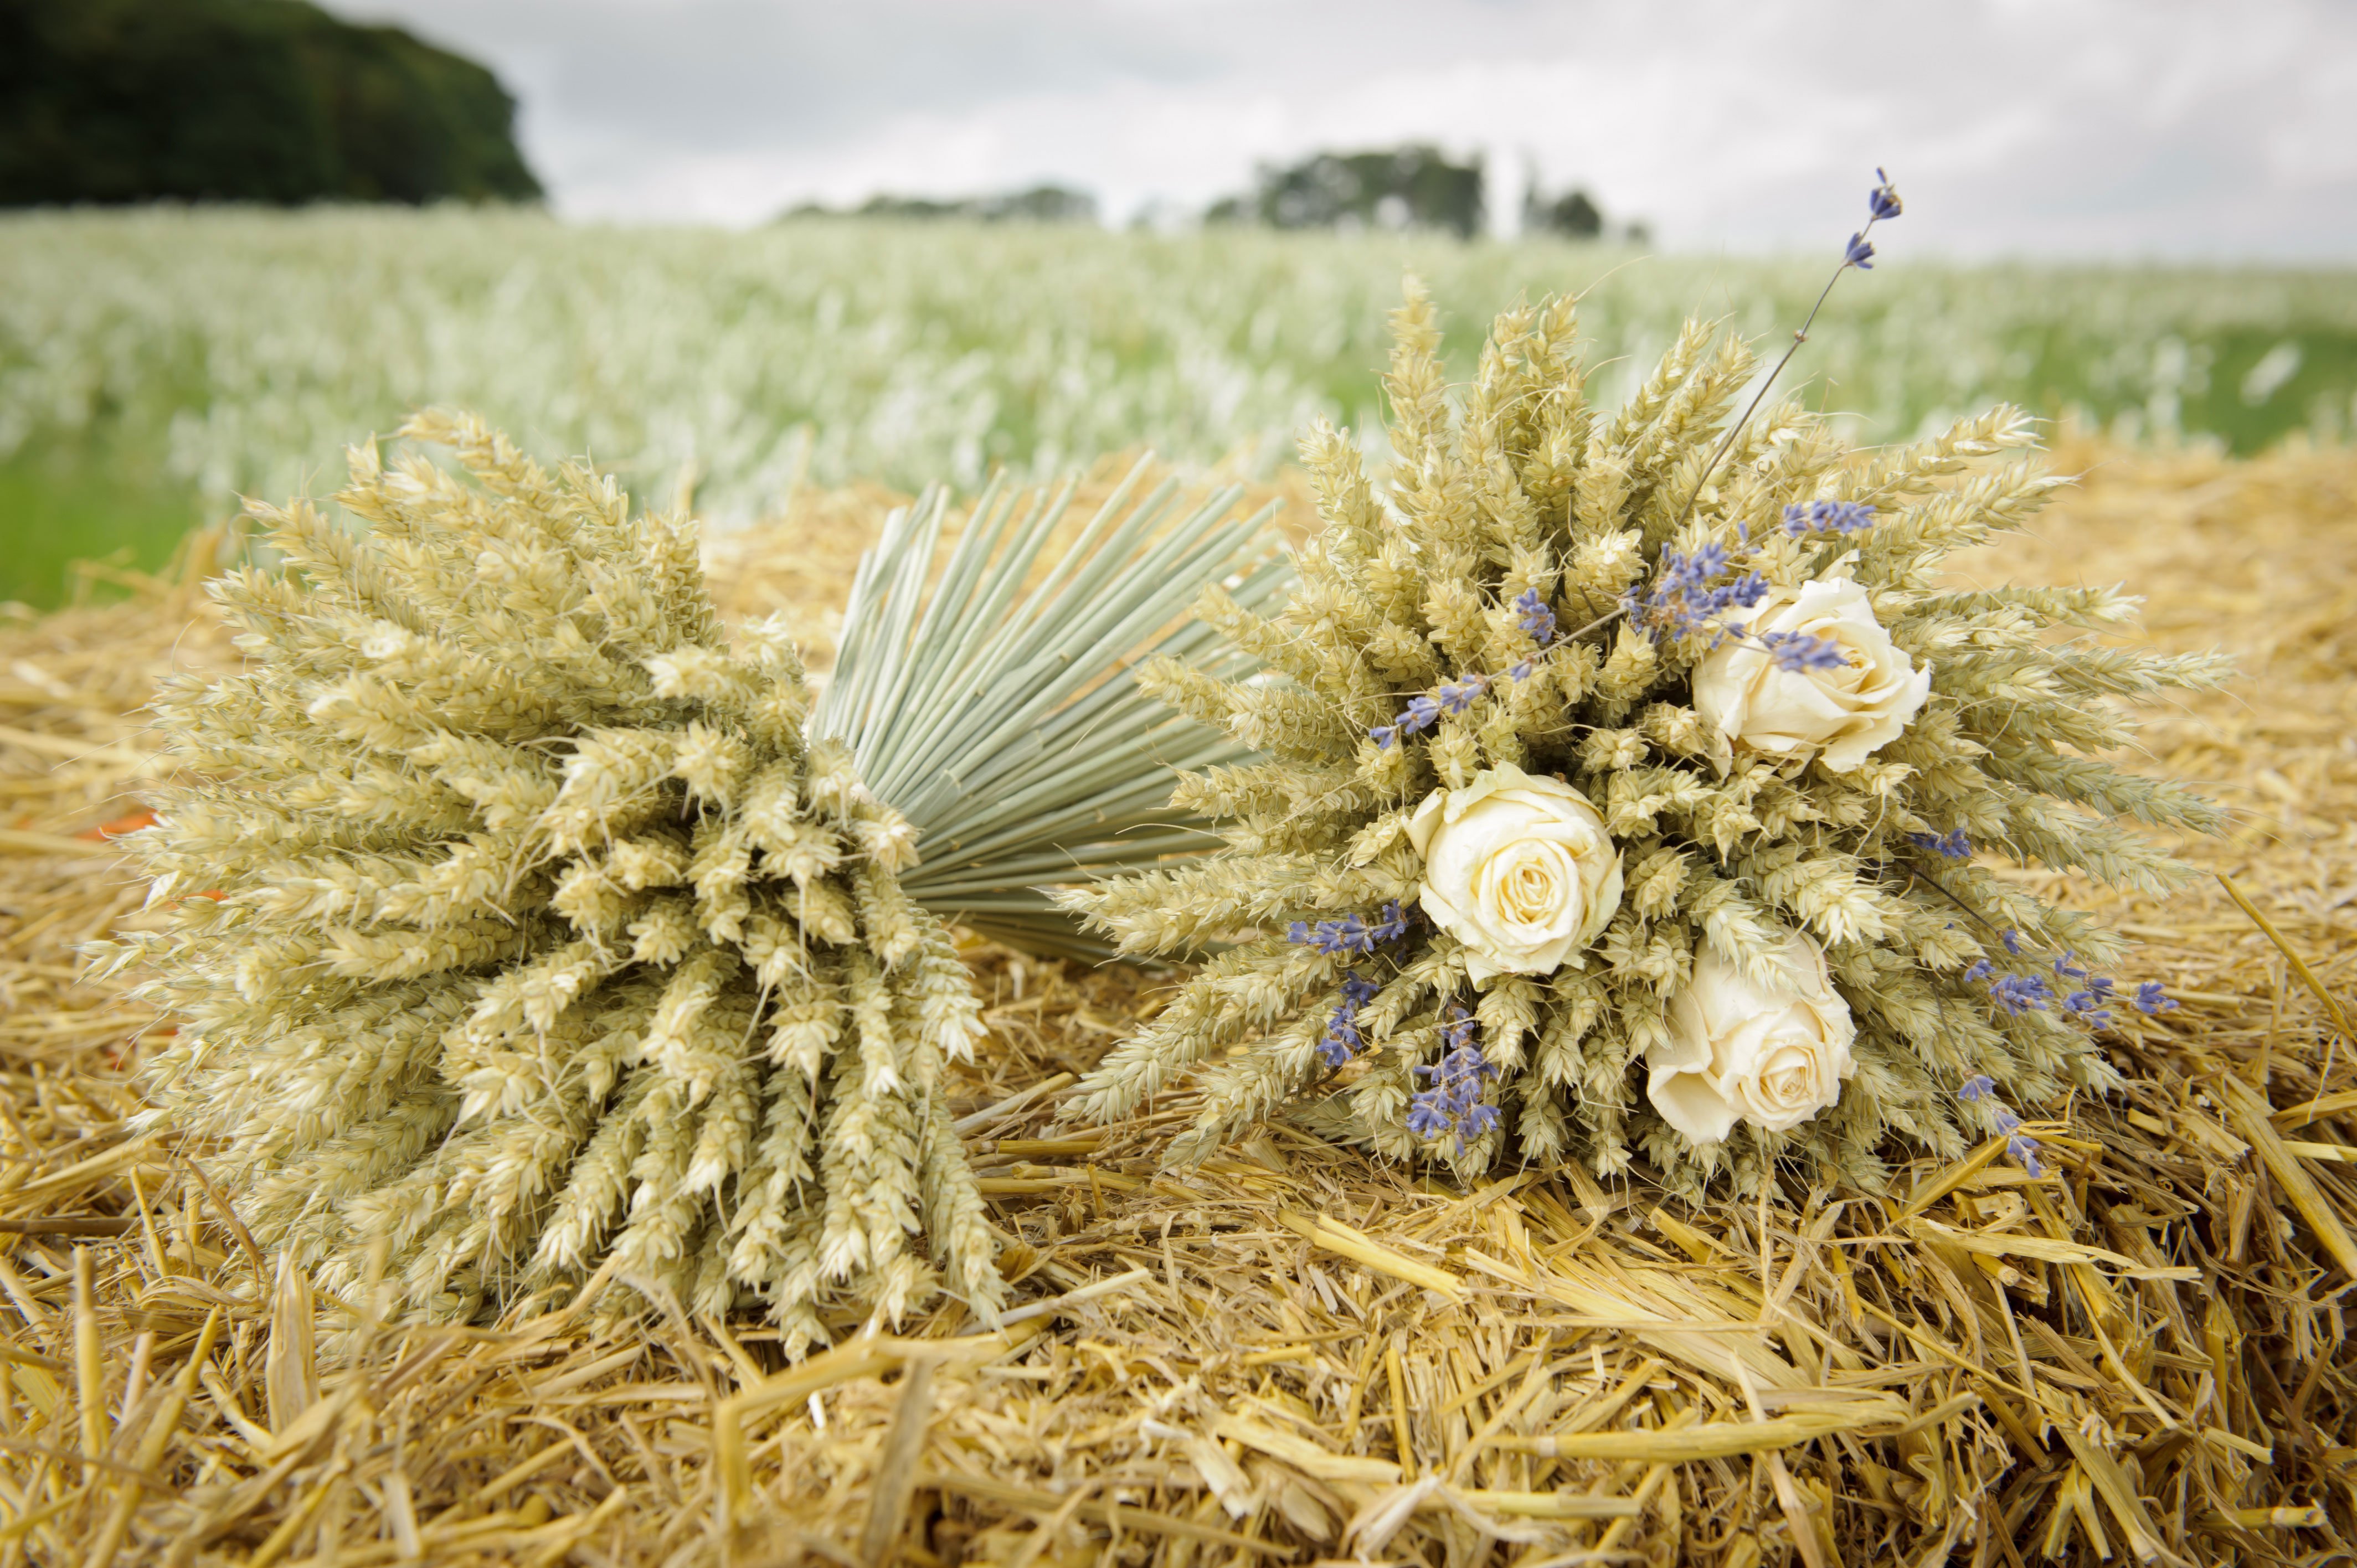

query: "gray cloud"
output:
322 0 2357 257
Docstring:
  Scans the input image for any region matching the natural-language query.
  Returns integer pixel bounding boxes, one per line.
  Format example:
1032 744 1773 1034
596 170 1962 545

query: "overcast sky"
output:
321 0 2357 258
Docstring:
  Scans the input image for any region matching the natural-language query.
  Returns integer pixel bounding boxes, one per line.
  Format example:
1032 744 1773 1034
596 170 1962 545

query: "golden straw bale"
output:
1 442 2353 1565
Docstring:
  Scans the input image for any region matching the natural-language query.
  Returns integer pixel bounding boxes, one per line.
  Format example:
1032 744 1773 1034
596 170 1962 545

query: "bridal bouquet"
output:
1064 177 2226 1194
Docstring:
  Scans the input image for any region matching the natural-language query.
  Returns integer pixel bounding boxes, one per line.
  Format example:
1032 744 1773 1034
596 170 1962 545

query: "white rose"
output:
1646 933 1857 1143
1407 764 1623 983
1691 578 1931 772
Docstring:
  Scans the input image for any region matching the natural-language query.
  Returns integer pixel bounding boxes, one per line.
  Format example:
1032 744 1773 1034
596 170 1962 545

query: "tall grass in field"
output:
2 205 2354 600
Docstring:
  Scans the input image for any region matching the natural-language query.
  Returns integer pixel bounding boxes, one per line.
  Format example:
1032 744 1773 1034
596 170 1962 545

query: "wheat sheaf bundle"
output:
100 411 1278 1342
1064 279 2230 1196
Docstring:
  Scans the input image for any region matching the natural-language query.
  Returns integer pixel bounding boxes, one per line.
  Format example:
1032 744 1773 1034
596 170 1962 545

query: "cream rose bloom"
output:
1407 764 1623 983
1645 933 1857 1143
1691 578 1931 772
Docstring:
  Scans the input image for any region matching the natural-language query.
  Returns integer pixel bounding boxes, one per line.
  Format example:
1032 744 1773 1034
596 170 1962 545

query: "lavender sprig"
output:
1316 973 1383 1069
1783 499 1878 538
1756 629 1850 672
1902 856 2175 1027
1514 587 1557 644
1987 972 2055 1016
1661 167 1904 540
1941 912 2174 1025
1956 1074 2043 1177
1407 1004 1499 1149
1625 544 1767 641
1911 830 2178 1179
1370 584 1574 745
1623 546 1854 674
1287 900 1410 956
1868 167 1903 221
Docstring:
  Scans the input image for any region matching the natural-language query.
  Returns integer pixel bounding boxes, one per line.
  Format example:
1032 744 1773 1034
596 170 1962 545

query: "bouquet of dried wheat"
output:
1064 174 2230 1196
93 412 1280 1345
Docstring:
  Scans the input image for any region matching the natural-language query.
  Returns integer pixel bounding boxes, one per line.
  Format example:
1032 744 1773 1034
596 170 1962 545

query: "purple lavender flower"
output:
1405 1097 1454 1139
1514 587 1557 644
1910 829 1972 859
1628 546 1770 641
1376 662 1504 752
1290 905 1409 958
1316 1013 1362 1069
1435 674 1488 715
1408 1006 1500 1151
1314 966 1396 1070
1288 914 1372 956
1676 541 1728 581
1380 580 1541 739
1960 928 2165 1038
1958 1067 2043 1175
1317 977 1371 1067
1989 973 2054 1015
1655 162 1901 545
2064 975 2118 1028
1759 630 1849 673
1372 690 1447 748
1869 168 1903 221
1781 499 1879 538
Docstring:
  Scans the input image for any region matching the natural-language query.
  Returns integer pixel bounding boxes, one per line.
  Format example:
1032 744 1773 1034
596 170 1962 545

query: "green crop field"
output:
4 205 2355 606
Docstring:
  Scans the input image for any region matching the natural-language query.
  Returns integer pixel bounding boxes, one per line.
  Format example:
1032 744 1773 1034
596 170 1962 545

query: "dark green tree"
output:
1212 146 1485 239
0 0 541 205
1525 185 1604 239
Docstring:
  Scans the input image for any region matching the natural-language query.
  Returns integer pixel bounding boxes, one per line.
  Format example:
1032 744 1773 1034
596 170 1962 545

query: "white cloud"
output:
323 0 2357 257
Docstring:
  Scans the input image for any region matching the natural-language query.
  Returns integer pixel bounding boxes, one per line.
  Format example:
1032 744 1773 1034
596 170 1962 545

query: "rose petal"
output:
1647 1062 1743 1143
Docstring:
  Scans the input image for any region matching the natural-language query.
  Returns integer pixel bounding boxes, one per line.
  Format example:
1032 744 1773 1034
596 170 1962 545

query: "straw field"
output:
1 435 2354 1565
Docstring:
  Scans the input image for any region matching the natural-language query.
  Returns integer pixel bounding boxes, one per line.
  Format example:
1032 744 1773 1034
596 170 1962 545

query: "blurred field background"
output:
6 205 2356 607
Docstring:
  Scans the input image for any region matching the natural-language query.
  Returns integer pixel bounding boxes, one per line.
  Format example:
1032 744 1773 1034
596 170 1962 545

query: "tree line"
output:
1 0 541 207
800 147 1641 241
